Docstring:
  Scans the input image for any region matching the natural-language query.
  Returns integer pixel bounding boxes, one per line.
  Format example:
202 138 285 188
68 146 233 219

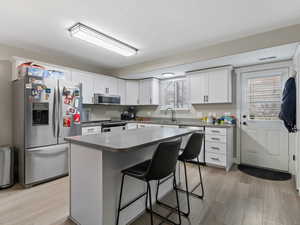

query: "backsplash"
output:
83 103 236 121
82 105 125 121
135 103 236 119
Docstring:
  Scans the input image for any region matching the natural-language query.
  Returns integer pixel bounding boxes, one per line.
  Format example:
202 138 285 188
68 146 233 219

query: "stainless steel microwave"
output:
94 94 121 104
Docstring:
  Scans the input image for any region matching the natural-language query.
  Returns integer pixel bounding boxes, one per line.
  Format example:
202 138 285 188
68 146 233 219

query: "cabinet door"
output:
72 71 95 104
149 78 159 105
190 72 209 104
139 80 150 105
117 79 126 105
208 69 231 103
105 76 118 95
93 74 106 94
126 80 139 105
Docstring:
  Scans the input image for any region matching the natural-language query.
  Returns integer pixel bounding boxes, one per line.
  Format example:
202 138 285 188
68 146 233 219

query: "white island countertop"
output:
65 127 197 152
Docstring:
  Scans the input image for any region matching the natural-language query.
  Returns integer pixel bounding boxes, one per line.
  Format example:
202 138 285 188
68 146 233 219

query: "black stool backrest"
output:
145 139 182 181
180 132 204 160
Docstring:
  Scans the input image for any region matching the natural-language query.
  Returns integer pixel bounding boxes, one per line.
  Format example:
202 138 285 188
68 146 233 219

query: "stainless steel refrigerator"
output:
13 74 82 187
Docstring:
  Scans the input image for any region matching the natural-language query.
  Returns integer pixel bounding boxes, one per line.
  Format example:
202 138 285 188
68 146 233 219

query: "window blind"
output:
247 75 281 120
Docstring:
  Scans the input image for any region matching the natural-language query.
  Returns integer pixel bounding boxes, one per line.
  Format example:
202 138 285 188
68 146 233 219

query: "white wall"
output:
0 60 12 146
112 24 300 76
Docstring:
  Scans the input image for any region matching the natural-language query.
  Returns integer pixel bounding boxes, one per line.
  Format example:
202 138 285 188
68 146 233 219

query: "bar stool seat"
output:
116 139 182 225
122 160 151 180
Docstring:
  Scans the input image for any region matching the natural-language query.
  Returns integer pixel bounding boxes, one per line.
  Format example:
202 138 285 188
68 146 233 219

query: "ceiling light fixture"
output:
69 23 138 56
161 72 175 78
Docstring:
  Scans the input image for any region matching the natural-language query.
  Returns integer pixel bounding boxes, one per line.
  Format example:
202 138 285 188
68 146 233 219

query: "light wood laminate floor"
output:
0 165 299 225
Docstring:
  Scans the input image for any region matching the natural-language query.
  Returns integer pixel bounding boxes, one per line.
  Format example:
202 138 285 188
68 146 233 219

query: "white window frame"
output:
159 77 190 111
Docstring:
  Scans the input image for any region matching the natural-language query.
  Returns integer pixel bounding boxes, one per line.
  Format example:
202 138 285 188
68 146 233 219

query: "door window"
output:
247 75 282 120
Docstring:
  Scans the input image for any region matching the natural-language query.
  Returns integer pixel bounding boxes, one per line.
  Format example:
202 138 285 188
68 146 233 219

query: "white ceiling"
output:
121 43 299 79
1 0 300 70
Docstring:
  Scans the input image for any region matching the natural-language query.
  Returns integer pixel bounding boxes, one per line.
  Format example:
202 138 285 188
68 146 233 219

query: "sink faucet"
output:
166 108 176 122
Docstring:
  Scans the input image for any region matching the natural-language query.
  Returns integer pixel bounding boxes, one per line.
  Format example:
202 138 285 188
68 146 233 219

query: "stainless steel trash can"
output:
0 146 14 188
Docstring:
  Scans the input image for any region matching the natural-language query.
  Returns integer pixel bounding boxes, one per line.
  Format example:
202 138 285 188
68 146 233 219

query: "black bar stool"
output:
156 132 205 217
116 139 182 225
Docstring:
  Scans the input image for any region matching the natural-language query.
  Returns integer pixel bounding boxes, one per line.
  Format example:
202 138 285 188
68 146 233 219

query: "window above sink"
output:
159 77 190 110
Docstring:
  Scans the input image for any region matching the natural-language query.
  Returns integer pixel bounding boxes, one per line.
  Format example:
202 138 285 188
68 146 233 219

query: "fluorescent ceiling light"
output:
162 72 175 78
69 23 138 56
258 56 277 61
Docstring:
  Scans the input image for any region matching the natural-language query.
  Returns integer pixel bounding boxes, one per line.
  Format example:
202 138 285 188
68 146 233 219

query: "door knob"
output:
243 122 247 126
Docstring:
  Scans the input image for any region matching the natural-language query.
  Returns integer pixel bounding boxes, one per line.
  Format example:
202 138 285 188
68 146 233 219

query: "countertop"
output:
81 119 235 128
126 120 235 128
65 127 199 152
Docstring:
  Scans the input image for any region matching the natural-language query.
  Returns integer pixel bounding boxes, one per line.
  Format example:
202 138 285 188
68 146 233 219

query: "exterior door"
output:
240 68 289 171
58 79 82 144
25 77 58 148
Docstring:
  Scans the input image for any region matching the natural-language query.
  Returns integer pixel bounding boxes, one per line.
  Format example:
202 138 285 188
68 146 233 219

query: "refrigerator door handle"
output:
52 88 57 137
57 85 62 138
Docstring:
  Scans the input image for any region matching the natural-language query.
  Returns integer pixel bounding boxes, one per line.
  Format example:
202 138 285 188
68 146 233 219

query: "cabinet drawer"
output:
206 152 226 167
206 142 226 155
205 134 226 143
206 127 226 136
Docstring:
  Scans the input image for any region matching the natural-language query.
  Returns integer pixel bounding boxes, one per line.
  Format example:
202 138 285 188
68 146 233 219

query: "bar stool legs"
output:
116 172 182 225
176 158 205 200
156 159 204 217
146 172 182 225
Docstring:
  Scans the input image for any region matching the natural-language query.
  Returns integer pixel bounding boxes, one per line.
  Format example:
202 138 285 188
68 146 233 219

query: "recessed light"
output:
162 73 175 78
258 56 277 61
69 23 138 56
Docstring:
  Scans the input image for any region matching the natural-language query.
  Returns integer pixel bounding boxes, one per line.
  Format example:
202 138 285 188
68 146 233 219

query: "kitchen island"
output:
65 127 197 225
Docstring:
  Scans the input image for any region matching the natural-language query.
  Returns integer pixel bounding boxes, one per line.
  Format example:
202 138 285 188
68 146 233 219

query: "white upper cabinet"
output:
139 78 159 105
117 79 126 105
190 72 209 104
93 74 106 94
104 76 118 95
72 71 96 104
189 67 232 104
126 80 139 105
208 68 232 103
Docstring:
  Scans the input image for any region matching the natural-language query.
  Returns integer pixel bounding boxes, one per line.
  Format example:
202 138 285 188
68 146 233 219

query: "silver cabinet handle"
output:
211 137 220 141
150 97 152 104
211 130 220 133
211 147 220 150
211 157 220 161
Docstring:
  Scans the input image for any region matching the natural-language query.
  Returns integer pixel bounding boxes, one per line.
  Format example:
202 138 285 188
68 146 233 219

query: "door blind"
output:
247 75 281 120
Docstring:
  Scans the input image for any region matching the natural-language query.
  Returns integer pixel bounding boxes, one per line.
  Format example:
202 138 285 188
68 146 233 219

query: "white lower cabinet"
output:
126 123 138 130
205 127 233 171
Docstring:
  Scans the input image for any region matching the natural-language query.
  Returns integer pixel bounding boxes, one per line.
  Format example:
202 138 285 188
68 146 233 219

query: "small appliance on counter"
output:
121 106 136 120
